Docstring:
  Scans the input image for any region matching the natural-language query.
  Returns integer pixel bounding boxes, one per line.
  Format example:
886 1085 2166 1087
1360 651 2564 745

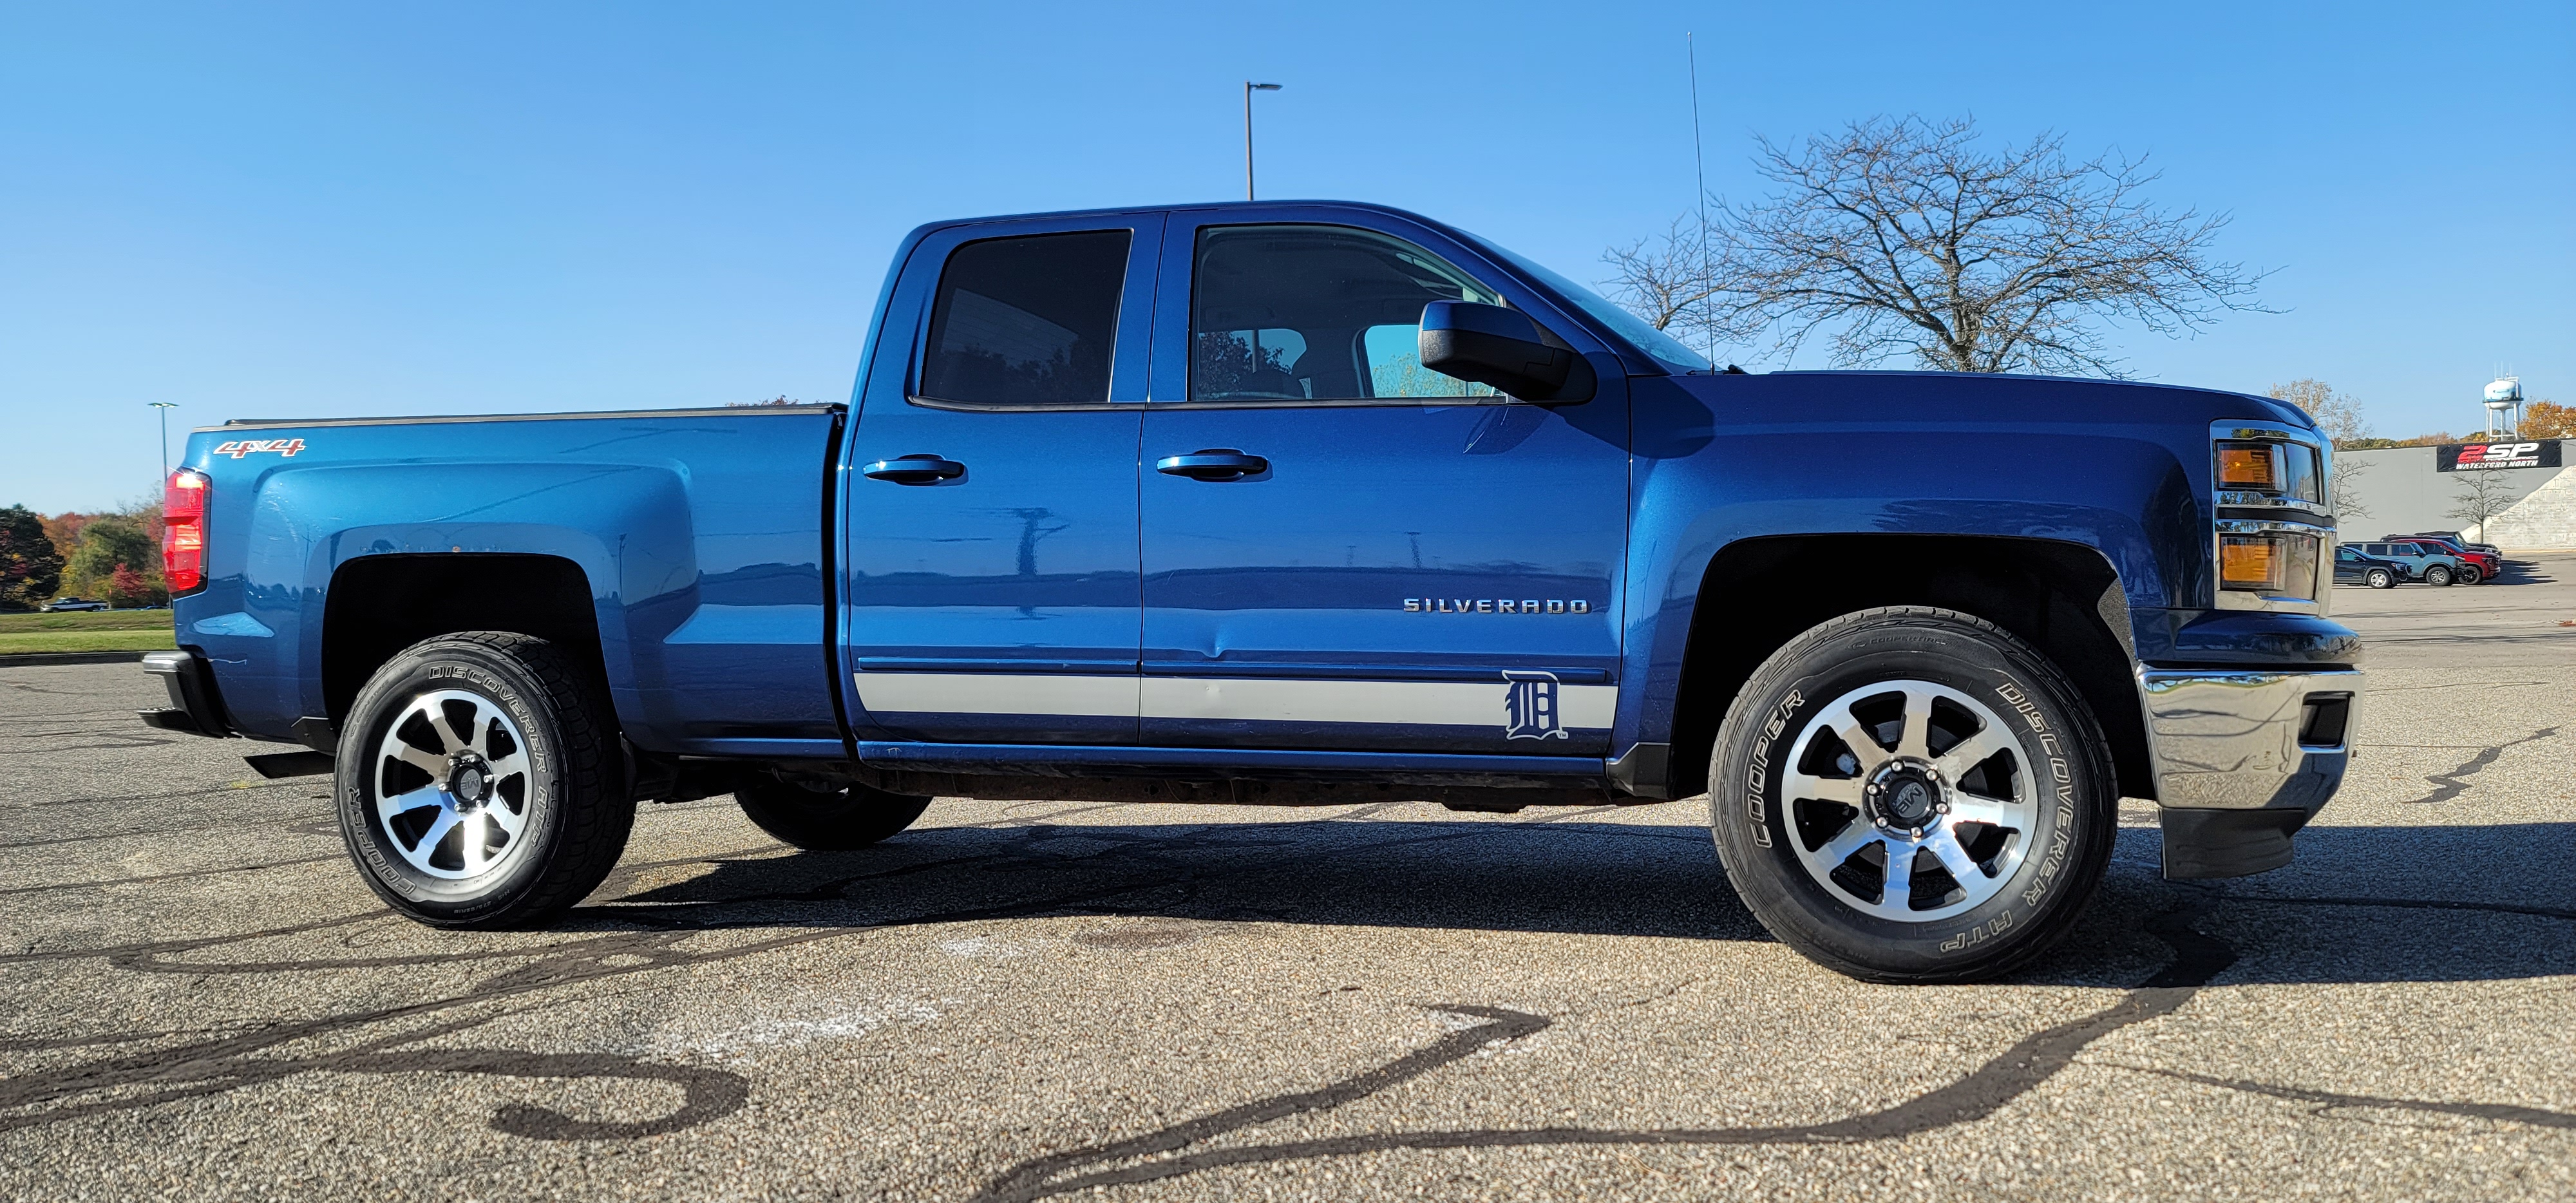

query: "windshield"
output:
1457 232 1713 374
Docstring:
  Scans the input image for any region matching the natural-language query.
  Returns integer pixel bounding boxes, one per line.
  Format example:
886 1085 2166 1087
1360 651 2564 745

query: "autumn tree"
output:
0 505 64 611
1605 115 2268 375
2518 400 2572 439
62 513 158 602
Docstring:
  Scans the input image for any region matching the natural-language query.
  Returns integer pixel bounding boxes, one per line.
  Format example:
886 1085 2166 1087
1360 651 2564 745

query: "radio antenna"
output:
1687 32 1713 363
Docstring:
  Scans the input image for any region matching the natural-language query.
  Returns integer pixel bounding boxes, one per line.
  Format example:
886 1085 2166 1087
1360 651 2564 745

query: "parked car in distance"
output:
2386 534 2501 583
2408 530 2503 558
42 597 108 612
2333 546 2406 589
2351 540 2466 586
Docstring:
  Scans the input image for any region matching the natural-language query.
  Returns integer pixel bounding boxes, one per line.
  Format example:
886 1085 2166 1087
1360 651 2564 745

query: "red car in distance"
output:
2381 535 2501 584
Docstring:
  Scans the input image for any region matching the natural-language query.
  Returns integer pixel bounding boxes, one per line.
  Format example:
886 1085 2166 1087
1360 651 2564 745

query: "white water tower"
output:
2484 376 2523 436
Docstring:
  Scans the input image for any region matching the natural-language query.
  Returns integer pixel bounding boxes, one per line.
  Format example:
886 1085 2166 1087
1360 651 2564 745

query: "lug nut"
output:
1910 827 1924 838
1936 802 1950 814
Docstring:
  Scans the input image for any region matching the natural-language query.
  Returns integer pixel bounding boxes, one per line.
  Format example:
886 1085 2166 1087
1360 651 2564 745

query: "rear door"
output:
839 215 1160 744
1134 212 1630 755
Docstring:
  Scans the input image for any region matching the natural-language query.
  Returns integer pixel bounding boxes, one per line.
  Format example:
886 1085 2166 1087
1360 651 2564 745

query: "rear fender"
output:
241 463 694 741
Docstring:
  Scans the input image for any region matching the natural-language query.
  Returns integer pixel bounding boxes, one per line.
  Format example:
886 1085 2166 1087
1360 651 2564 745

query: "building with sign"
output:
2336 437 2576 548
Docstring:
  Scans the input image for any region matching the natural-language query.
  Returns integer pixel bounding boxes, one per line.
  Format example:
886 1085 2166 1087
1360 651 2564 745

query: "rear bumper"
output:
2137 667 2360 879
139 649 234 738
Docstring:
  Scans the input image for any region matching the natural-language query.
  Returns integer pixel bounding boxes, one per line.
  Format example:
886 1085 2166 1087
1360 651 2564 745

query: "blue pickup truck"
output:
139 201 2359 983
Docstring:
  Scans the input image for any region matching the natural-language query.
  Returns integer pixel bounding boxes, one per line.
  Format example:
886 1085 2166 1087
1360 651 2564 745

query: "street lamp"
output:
149 403 179 479
1244 82 1282 200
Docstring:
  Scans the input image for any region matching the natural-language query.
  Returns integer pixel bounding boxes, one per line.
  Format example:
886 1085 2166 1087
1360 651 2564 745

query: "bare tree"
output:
2265 379 2374 518
1606 115 2268 375
2447 467 2519 538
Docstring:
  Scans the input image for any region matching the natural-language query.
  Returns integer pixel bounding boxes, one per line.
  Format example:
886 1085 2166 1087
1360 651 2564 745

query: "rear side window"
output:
920 231 1130 405
1190 225 1502 402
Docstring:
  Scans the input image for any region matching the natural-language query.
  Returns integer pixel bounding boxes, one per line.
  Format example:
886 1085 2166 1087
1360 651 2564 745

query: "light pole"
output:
1244 82 1282 200
149 403 178 479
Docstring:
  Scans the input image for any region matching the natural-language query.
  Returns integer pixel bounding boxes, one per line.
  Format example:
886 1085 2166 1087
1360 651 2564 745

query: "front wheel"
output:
2367 567 2396 589
2425 565 2456 587
2456 564 2483 585
1709 607 2116 983
336 633 634 928
736 779 933 851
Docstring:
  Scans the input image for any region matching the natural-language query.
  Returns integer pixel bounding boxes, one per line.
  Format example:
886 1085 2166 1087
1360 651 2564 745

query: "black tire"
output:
2456 564 2483 585
1708 607 2117 984
735 779 933 851
2366 568 2396 590
335 632 632 929
2425 565 2454 587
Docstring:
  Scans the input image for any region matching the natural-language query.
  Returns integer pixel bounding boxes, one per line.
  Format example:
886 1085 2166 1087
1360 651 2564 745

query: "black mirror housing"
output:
1417 301 1595 403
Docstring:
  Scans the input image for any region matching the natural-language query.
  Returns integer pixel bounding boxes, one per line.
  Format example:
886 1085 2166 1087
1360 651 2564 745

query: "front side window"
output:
920 231 1130 405
1190 225 1502 402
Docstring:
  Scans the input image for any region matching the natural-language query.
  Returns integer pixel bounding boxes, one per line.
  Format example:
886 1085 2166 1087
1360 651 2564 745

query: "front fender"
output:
1616 374 2219 752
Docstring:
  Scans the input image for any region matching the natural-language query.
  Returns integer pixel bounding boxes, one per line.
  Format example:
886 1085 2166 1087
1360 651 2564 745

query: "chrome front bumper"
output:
2137 667 2361 878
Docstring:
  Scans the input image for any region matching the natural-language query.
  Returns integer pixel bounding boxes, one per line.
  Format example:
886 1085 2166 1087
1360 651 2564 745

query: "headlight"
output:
2216 442 2278 490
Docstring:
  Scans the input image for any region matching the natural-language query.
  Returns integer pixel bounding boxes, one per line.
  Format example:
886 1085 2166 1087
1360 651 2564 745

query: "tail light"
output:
163 469 209 596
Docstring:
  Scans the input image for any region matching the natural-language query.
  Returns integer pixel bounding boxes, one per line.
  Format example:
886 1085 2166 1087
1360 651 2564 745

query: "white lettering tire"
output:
1709 607 2116 983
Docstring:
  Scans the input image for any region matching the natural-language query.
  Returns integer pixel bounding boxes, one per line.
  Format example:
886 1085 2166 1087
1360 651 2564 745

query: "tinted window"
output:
920 231 1130 405
1191 225 1502 401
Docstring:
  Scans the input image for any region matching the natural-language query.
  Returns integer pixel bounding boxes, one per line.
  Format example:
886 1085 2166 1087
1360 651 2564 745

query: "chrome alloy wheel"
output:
371 689 535 880
1779 680 2036 923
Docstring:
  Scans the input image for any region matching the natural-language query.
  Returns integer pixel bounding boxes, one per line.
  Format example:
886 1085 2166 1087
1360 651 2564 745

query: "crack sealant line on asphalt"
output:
967 891 2576 1203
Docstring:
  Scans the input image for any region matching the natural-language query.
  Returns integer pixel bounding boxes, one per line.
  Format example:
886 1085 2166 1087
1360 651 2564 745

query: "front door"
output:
840 216 1160 744
1137 216 1629 755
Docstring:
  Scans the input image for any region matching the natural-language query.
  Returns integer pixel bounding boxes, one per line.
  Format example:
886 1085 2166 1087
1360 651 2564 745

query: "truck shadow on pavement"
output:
2 810 2570 1178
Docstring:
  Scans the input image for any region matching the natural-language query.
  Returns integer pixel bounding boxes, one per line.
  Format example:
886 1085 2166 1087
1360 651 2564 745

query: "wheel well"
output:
1665 535 2153 802
321 554 609 726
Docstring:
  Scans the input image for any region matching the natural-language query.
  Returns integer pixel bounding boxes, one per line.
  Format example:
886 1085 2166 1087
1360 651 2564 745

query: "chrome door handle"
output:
863 454 966 484
1155 450 1269 481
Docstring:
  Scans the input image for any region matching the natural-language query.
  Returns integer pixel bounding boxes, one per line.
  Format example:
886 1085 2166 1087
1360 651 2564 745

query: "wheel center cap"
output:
448 759 490 806
1866 759 1946 831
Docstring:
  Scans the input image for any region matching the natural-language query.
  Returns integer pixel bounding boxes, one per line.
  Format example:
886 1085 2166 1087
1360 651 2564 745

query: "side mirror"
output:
1418 301 1595 403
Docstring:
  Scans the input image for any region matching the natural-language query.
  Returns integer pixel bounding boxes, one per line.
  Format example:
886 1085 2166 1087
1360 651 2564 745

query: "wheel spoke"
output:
415 700 469 753
1879 839 1914 910
1895 688 1935 760
485 794 526 834
378 784 446 819
459 811 489 873
412 808 460 857
484 750 531 782
1820 819 1878 863
1824 703 1891 773
388 742 449 780
1947 797 2019 828
1926 829 1987 882
1934 725 2012 782
1786 770 1865 806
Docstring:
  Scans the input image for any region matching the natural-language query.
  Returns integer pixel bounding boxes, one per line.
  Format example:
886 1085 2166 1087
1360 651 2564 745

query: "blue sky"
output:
3 1 2568 513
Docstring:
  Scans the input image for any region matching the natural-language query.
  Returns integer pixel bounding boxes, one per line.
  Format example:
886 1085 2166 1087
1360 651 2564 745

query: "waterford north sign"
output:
2438 440 2563 472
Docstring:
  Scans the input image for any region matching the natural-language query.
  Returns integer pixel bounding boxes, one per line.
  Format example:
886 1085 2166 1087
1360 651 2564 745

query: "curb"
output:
0 650 154 667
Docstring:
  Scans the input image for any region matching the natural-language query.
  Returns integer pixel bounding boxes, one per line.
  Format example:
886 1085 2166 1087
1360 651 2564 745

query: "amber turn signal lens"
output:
2219 535 2285 592
2217 442 2278 490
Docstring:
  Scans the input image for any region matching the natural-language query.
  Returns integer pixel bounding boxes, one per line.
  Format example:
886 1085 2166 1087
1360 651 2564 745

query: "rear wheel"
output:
1708 607 2116 983
736 779 933 851
2426 565 2455 586
336 633 632 928
2367 567 2396 589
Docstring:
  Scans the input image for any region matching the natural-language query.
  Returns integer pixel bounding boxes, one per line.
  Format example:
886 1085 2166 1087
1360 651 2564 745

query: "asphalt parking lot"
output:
4 557 2571 1201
